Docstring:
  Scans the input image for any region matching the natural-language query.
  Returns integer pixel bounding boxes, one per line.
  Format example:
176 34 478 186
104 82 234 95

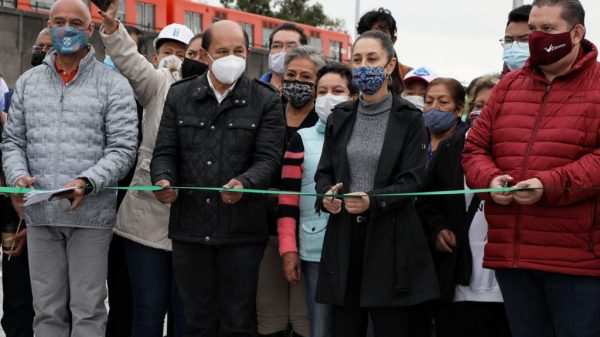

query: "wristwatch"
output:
78 177 94 195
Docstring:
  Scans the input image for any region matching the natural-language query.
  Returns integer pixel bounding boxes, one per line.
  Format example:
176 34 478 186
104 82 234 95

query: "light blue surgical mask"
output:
103 56 118 72
51 26 89 55
503 43 530 71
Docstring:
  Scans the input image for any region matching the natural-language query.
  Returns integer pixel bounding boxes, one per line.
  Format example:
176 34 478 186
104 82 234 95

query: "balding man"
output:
31 28 52 67
151 20 285 336
0 0 138 336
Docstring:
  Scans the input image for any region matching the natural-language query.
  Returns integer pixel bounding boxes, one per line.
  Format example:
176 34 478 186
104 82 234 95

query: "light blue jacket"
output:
297 119 329 262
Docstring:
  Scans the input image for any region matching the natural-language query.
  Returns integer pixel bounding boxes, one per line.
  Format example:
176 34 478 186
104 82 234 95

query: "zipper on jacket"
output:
513 84 552 268
55 79 67 189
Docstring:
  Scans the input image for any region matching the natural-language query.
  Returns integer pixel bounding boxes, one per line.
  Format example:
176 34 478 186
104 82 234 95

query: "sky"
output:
204 0 600 84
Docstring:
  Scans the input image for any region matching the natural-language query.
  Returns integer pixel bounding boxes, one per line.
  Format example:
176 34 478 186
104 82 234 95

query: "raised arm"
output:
99 1 167 107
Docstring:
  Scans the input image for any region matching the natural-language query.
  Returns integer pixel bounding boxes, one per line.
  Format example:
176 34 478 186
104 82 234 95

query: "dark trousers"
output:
106 234 133 337
172 241 265 337
496 268 600 337
1 247 34 337
333 218 414 337
435 301 510 337
124 238 185 337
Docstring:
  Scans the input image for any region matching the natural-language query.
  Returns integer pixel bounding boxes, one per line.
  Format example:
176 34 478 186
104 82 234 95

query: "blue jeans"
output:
496 268 600 337
123 239 185 337
303 261 333 337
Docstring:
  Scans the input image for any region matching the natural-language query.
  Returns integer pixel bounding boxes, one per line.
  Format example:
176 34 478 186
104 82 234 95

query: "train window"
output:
29 0 54 10
309 37 322 49
213 11 227 23
329 40 342 61
262 27 273 49
136 2 155 31
185 11 202 34
1 0 16 8
117 0 125 22
239 23 254 48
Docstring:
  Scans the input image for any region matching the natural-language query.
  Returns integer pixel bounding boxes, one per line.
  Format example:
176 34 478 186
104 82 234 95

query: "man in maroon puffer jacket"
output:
463 1 600 336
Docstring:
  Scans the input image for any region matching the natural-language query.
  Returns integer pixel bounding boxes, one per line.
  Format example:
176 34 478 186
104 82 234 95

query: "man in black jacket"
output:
150 20 285 337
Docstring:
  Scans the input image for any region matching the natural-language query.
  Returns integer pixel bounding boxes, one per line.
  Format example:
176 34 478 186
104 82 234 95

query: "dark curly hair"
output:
357 8 397 38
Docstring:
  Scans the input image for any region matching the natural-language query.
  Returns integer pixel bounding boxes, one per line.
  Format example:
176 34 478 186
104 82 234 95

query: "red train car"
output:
15 0 350 61
16 0 169 35
167 0 351 61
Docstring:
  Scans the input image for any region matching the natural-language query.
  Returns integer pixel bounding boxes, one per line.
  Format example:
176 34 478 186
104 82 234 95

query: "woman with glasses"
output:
417 74 510 337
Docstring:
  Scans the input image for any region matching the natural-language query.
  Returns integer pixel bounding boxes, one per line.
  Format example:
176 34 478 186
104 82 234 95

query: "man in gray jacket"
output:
0 0 138 336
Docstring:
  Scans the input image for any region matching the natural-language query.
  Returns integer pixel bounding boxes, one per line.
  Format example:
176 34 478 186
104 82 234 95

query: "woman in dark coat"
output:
314 30 439 337
417 74 510 337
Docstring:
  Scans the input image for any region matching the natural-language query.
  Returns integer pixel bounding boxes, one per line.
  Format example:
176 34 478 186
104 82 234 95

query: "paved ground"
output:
0 263 169 336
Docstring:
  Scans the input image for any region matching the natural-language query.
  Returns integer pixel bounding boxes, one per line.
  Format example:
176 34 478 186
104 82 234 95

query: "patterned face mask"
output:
51 26 89 55
282 80 315 109
352 66 387 95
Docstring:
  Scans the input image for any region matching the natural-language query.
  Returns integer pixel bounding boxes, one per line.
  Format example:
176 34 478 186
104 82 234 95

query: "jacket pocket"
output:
226 118 259 153
177 115 207 150
299 221 327 258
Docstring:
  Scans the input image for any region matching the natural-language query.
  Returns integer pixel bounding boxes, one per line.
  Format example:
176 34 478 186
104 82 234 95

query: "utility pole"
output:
513 0 524 8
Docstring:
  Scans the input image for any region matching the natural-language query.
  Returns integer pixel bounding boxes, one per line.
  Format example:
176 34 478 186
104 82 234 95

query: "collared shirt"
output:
55 58 79 84
207 71 236 104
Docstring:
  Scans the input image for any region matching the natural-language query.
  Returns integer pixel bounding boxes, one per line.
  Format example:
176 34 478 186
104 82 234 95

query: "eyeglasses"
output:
499 35 530 49
32 44 52 53
271 42 299 52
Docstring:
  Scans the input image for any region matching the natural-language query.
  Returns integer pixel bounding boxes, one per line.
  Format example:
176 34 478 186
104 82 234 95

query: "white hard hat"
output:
153 23 194 50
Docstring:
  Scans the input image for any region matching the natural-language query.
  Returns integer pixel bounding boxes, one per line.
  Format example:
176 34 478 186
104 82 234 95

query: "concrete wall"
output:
0 6 270 88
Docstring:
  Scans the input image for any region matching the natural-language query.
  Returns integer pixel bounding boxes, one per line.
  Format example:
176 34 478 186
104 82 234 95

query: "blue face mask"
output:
424 109 458 134
352 66 386 95
503 43 530 71
51 26 89 55
103 56 118 72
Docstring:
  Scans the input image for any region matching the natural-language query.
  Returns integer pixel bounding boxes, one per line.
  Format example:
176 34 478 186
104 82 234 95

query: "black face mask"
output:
181 57 208 79
31 51 46 67
282 80 315 109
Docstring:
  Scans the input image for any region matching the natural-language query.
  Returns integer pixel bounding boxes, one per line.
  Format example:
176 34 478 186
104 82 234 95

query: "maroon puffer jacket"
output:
462 40 600 277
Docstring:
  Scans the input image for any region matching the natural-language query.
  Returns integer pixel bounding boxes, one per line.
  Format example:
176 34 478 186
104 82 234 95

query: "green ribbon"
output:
0 185 536 198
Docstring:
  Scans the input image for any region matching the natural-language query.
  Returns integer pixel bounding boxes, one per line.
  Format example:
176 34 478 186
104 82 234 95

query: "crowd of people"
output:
0 0 599 336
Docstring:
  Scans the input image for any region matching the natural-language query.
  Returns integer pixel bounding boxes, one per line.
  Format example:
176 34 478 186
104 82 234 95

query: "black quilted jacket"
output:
151 73 285 245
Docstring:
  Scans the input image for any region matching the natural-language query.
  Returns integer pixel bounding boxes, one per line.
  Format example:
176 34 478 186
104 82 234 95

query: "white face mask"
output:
208 54 246 84
158 55 182 70
315 94 349 122
269 50 286 74
402 95 425 111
